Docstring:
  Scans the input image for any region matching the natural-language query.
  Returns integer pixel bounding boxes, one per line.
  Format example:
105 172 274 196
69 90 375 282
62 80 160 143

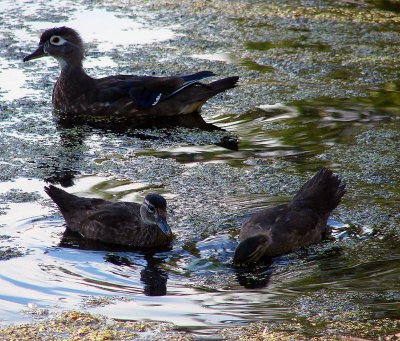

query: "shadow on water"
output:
57 112 239 151
55 111 229 134
368 0 400 13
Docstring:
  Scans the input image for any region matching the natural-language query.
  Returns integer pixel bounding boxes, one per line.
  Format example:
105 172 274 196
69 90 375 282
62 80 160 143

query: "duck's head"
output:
140 193 172 237
23 26 84 69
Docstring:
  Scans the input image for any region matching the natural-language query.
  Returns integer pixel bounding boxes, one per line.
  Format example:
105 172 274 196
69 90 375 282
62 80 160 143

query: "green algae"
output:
221 318 400 340
241 58 274 73
246 38 331 52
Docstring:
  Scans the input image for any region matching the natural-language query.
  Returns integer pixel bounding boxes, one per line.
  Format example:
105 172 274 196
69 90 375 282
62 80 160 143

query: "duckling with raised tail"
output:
23 27 239 128
233 168 346 267
45 185 172 248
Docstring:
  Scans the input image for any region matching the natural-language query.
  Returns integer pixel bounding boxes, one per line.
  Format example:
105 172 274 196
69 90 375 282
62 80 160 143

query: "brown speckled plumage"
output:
23 27 239 127
45 185 172 248
233 168 346 266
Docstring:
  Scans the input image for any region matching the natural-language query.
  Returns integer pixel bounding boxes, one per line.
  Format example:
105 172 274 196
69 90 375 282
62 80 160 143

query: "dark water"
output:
0 1 399 338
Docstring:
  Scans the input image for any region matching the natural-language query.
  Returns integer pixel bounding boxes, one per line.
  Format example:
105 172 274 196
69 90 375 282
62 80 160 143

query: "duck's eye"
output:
147 205 155 213
49 35 66 46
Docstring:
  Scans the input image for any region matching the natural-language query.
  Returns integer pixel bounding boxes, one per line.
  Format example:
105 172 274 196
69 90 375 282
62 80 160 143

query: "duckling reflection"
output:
105 253 168 296
60 231 169 297
234 259 273 289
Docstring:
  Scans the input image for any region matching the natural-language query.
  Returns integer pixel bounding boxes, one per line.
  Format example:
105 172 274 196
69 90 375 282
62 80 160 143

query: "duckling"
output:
233 168 346 267
45 185 172 247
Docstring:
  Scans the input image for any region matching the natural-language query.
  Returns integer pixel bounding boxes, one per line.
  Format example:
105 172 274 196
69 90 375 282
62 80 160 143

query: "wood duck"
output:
23 27 239 129
233 168 346 267
45 185 172 248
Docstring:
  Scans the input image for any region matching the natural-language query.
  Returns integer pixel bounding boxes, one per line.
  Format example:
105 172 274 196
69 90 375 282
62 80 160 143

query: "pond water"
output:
0 0 399 338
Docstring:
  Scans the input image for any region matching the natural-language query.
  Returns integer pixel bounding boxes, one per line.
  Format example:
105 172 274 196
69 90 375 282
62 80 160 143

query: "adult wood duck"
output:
233 168 346 267
45 185 172 247
23 27 239 129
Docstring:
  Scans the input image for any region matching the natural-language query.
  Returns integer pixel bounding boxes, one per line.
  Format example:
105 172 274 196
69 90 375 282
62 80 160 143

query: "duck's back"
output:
240 203 322 257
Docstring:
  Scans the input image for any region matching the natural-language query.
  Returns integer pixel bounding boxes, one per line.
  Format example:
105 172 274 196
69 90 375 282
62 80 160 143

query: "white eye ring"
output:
49 35 66 46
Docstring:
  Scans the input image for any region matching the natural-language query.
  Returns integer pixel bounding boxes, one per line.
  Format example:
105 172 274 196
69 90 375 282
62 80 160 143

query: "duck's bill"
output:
156 217 172 237
23 44 47 62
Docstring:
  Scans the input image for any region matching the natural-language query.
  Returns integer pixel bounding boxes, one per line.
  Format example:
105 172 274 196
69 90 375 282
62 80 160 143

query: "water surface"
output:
0 0 399 338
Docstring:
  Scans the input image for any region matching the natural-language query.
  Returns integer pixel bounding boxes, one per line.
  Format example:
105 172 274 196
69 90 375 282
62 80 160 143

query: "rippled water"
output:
0 0 399 337
1 95 398 332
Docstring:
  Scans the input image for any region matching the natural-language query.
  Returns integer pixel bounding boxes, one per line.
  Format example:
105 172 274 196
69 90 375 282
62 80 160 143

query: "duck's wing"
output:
87 202 140 225
45 185 109 231
78 202 142 244
95 71 216 109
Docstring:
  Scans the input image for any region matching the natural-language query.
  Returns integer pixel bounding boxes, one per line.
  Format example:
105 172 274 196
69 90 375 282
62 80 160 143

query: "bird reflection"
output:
142 253 168 296
43 168 77 187
39 108 238 188
234 258 273 289
40 126 88 187
59 229 169 296
105 253 169 296
56 110 223 132
56 112 239 151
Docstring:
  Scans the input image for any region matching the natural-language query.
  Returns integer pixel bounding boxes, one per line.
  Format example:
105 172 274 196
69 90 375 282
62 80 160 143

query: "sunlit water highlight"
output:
25 8 176 50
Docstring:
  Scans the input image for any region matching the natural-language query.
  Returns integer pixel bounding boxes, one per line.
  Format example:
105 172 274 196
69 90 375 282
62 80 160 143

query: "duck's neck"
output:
59 59 90 80
53 59 94 111
55 56 69 70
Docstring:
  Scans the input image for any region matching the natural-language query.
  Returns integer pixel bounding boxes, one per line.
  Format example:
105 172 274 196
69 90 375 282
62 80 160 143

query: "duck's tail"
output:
233 233 272 267
183 76 239 105
44 185 78 214
208 76 239 93
176 76 239 102
292 168 346 215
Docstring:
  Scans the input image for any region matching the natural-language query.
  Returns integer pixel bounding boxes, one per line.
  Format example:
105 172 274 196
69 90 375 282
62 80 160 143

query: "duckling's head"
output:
140 193 172 237
233 233 272 267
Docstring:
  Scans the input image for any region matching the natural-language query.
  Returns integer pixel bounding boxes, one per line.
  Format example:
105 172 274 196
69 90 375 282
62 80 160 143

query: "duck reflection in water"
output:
60 230 169 296
234 258 274 289
39 114 237 189
106 253 169 297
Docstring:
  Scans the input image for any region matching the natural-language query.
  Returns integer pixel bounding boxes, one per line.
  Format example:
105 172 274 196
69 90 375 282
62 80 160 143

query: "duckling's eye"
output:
49 35 66 46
